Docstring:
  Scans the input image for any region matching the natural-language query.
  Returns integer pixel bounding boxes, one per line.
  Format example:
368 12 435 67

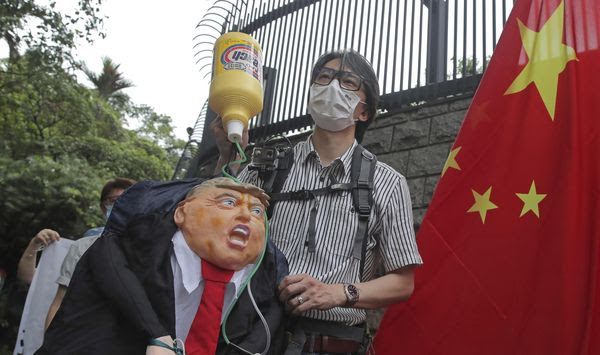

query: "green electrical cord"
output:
220 141 271 354
221 141 246 182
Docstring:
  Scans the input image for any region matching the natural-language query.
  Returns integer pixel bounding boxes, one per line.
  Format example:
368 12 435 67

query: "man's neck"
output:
312 126 356 166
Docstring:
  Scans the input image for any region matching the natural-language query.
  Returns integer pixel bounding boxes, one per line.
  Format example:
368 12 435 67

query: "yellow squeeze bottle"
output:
209 32 264 143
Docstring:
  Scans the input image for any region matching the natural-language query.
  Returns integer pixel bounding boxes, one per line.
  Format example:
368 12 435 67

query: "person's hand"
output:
18 228 60 284
210 116 249 160
278 274 347 315
146 335 176 355
26 229 60 254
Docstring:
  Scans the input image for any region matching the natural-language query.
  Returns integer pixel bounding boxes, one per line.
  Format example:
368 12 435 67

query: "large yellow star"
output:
442 146 461 176
516 180 547 218
467 186 499 224
504 1 577 120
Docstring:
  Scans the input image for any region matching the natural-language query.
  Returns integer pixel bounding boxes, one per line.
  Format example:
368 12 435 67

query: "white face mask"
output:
104 204 113 220
308 80 362 132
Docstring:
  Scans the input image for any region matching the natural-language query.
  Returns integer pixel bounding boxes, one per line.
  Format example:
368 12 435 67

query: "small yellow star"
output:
467 186 498 224
504 1 577 120
442 146 461 176
516 180 547 218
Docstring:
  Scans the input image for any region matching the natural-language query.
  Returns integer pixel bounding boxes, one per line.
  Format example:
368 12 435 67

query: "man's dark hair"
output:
100 178 136 204
310 49 380 142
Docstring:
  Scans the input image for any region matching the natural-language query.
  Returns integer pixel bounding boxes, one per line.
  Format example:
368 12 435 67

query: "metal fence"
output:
174 0 515 179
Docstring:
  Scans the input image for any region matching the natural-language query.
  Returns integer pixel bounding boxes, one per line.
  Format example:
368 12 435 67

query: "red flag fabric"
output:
373 1 600 354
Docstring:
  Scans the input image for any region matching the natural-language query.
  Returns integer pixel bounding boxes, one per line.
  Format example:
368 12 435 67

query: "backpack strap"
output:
350 145 377 281
261 148 295 219
262 144 377 280
270 183 352 201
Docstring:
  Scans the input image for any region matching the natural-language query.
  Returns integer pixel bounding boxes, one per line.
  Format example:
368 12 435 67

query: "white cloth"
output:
13 238 73 355
56 235 99 287
170 230 253 340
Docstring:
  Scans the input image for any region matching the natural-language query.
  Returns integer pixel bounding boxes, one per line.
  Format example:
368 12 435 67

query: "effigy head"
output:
174 177 269 271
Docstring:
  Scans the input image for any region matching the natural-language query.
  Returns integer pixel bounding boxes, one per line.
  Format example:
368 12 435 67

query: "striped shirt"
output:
238 136 422 325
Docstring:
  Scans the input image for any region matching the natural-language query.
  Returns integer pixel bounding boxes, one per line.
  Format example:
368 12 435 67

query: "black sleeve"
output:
269 239 289 285
87 233 169 339
218 249 288 354
258 248 289 355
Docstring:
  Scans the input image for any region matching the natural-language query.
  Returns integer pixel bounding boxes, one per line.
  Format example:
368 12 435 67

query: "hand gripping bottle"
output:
209 32 264 143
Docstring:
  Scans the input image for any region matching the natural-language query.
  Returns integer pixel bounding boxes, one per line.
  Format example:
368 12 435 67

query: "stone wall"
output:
362 96 473 229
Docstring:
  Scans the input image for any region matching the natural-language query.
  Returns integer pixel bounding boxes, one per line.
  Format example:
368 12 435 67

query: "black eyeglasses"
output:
312 67 364 91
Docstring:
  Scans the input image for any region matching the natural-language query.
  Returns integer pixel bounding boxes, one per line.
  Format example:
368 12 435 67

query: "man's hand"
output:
210 116 249 159
146 335 176 355
278 274 347 315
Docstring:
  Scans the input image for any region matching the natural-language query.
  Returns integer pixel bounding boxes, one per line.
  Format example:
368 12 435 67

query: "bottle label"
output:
215 40 263 84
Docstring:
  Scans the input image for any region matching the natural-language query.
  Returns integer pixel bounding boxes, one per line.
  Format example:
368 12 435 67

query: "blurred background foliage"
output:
0 1 185 351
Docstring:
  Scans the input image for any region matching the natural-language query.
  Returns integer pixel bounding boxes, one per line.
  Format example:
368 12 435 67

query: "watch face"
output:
347 284 359 300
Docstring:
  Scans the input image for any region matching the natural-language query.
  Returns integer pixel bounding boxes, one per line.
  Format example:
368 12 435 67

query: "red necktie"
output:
185 259 234 355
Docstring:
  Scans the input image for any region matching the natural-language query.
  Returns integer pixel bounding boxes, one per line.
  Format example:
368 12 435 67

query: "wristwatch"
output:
343 284 359 306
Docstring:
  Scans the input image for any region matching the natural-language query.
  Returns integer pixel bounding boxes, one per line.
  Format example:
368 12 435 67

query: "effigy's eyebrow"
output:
214 191 241 200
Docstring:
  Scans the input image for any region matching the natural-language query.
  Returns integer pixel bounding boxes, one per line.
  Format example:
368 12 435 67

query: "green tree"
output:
0 50 175 260
83 56 133 107
132 104 187 167
448 56 492 79
0 54 176 353
0 0 105 67
0 3 188 348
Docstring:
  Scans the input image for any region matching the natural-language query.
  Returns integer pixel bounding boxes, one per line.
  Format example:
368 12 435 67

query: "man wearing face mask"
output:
213 49 422 354
44 177 135 329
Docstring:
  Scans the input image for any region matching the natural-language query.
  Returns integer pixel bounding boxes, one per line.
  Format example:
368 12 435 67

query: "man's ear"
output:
174 204 185 226
357 109 369 122
357 101 369 122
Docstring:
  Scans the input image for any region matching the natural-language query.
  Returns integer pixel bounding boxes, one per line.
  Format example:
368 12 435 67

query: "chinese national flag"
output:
373 0 600 354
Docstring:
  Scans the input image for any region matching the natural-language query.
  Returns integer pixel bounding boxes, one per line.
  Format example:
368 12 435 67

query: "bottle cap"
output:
226 119 245 143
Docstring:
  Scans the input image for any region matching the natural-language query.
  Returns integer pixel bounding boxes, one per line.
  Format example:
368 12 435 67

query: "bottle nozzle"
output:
226 119 245 143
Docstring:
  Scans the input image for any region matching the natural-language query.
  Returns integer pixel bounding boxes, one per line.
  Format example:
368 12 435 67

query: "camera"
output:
249 145 291 173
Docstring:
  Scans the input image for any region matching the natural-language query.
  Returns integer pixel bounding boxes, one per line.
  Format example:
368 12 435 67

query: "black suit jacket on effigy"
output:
36 211 286 355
